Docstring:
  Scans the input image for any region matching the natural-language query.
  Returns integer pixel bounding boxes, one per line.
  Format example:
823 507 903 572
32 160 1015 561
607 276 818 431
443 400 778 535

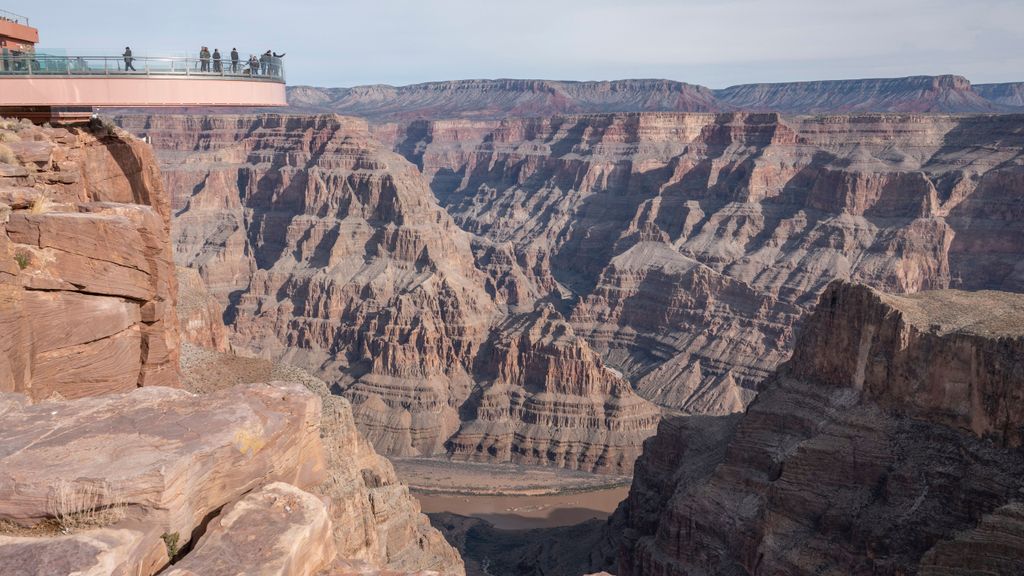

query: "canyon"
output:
115 108 1024 478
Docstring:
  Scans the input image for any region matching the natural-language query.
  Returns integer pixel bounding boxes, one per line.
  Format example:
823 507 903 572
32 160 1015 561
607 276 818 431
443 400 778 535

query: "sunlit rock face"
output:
0 120 179 401
119 113 658 473
401 112 1024 413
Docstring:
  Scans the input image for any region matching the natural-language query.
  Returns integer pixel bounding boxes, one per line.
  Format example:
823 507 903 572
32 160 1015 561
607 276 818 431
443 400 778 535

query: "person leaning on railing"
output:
231 48 239 73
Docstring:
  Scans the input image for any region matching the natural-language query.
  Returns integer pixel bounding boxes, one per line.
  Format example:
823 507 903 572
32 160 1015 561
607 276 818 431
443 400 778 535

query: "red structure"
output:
0 10 286 122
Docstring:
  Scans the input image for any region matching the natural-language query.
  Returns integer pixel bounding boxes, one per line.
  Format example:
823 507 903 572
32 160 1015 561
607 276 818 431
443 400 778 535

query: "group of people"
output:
198 46 285 77
115 45 285 76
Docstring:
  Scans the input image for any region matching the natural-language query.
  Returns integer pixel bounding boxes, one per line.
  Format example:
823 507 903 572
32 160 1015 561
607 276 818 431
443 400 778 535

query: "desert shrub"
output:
13 251 29 270
48 479 127 533
0 143 15 164
0 131 21 143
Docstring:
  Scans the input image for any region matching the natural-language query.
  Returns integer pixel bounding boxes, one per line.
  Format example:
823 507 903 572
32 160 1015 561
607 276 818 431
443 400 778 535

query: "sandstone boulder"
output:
0 381 325 544
166 482 336 576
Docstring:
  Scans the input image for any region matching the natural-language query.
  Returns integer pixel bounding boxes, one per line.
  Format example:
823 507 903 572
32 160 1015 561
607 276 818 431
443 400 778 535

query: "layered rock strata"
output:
609 281 1024 575
178 346 465 574
117 113 659 473
407 112 1024 413
286 75 1023 119
0 119 179 400
447 305 660 473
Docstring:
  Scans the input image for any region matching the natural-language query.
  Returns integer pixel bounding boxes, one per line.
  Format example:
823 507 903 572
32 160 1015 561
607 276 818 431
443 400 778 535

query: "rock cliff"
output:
406 111 1024 413
117 113 657 473
608 281 1024 575
0 119 179 400
0 120 464 576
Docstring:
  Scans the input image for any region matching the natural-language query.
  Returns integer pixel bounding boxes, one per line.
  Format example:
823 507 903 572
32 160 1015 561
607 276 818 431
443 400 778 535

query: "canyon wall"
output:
400 111 1024 412
116 110 1024 471
0 118 179 400
116 113 659 473
608 281 1024 575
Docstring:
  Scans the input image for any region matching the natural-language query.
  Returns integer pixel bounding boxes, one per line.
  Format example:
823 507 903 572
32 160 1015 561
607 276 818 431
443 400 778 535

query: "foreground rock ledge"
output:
0 380 325 573
166 482 336 576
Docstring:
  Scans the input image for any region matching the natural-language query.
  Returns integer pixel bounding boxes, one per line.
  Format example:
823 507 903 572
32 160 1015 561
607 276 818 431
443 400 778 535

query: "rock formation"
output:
713 75 1012 113
288 80 723 122
406 111 1024 413
287 75 1023 120
0 120 464 576
116 113 660 473
975 82 1024 108
447 305 661 473
608 281 1024 575
0 118 179 401
176 267 231 352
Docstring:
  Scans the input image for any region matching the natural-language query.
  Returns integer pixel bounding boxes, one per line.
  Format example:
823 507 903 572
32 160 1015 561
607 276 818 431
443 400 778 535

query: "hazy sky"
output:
9 0 1023 87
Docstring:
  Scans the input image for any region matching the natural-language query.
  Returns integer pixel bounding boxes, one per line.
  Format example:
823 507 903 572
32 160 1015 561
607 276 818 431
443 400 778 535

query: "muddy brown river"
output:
413 485 630 530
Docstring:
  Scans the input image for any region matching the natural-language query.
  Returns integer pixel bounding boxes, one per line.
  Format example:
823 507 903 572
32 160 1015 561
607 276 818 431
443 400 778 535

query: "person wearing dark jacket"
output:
248 54 259 76
123 46 136 71
199 46 210 72
259 50 271 76
270 51 285 77
230 48 239 73
212 48 222 73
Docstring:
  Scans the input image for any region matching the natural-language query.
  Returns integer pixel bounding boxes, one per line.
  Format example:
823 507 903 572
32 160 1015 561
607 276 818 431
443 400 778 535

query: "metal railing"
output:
0 9 29 26
0 52 285 82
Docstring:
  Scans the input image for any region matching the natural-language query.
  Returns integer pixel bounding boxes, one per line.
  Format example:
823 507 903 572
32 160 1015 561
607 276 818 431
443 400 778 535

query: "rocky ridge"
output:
287 75 1024 119
607 281 1024 575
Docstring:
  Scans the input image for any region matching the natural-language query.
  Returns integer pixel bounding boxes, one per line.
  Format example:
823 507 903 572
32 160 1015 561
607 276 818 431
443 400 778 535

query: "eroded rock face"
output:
406 112 1024 413
165 482 336 576
713 75 1011 113
288 80 724 122
178 349 465 575
0 119 179 400
287 76 1024 120
116 113 657 473
609 281 1024 575
448 305 661 474
0 381 325 535
176 267 231 352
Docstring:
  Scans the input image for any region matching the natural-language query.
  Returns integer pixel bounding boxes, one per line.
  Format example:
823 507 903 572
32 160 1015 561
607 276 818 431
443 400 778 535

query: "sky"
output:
9 0 1024 88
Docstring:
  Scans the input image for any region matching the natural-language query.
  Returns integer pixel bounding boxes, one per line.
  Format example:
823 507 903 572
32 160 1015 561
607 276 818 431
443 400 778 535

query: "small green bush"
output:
161 531 180 559
14 253 29 270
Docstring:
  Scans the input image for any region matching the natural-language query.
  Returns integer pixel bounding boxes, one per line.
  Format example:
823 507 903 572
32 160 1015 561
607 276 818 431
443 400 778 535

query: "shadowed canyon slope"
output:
116 113 660 473
606 281 1024 575
287 75 1023 119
